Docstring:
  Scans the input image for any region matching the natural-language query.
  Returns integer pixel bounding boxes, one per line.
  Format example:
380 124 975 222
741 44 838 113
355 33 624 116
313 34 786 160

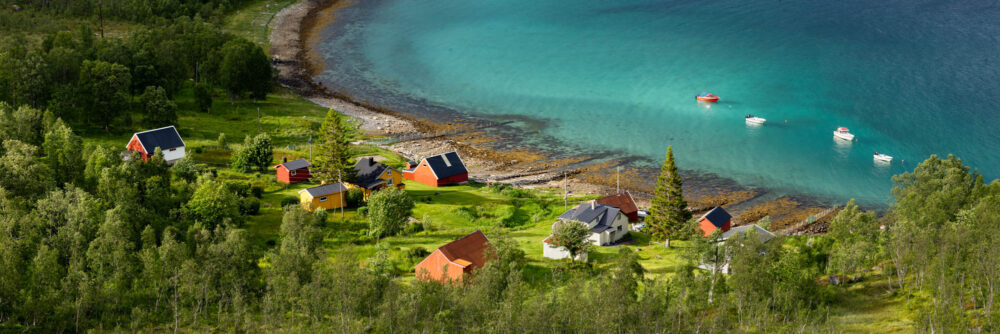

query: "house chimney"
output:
590 200 595 210
369 158 375 166
283 157 287 163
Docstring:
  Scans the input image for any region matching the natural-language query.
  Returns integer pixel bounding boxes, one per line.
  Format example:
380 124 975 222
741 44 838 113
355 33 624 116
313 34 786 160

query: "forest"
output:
1 0 1000 332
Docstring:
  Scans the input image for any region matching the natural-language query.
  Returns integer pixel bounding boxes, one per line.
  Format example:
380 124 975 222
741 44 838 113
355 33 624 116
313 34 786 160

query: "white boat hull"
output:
834 132 855 141
874 155 893 163
746 117 766 125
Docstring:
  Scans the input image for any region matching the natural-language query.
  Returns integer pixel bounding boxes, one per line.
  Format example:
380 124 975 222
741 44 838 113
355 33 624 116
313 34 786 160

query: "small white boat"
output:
745 114 766 125
874 152 893 163
833 127 855 141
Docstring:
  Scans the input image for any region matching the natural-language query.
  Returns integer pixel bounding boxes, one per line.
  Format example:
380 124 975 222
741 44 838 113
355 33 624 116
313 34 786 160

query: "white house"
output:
125 125 186 164
542 235 588 261
542 200 630 260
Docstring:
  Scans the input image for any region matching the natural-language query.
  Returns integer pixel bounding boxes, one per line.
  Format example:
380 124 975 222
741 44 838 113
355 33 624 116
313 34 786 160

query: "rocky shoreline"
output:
267 0 835 233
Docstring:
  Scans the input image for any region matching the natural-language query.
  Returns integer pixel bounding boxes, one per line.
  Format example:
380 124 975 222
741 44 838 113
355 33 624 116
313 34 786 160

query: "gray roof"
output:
559 201 621 233
133 126 184 152
423 152 468 179
699 206 732 227
303 183 347 197
719 225 776 243
278 158 311 171
354 157 392 189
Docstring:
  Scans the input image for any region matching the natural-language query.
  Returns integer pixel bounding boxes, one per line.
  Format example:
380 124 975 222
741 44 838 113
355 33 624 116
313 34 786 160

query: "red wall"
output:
126 136 149 162
415 250 466 283
698 218 731 236
276 166 312 184
436 172 468 186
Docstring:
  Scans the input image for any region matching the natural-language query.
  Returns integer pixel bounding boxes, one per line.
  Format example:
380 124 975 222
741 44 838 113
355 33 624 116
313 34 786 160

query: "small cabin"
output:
275 158 312 184
125 125 185 164
353 157 405 200
698 206 732 237
415 230 491 284
298 182 348 212
402 151 469 187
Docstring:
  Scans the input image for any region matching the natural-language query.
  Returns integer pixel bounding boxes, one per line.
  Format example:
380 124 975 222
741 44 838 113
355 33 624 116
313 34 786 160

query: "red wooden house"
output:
402 151 469 187
274 158 312 184
415 230 491 284
697 206 732 237
596 192 640 222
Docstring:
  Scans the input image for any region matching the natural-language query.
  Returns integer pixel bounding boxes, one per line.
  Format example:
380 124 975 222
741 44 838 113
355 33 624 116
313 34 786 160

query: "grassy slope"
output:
223 0 299 48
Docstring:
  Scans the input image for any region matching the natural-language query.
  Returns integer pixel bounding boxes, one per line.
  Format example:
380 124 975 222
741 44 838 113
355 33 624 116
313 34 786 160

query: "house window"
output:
617 226 622 232
290 170 297 176
169 148 177 152
319 196 328 202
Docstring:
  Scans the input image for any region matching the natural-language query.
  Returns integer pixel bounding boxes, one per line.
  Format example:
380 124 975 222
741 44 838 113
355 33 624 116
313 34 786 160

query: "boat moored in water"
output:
696 93 719 102
745 114 766 125
833 127 855 141
874 152 893 163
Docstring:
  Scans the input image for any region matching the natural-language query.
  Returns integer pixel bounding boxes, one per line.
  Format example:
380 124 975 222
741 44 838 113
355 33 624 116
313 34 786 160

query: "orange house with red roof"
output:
415 230 491 283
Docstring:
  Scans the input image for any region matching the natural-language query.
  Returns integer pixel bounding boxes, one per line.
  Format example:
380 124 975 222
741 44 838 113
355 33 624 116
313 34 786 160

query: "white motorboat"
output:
833 127 855 141
745 114 766 125
874 152 893 163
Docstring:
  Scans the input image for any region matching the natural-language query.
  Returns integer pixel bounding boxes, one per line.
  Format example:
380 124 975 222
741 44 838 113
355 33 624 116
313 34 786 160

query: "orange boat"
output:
696 93 719 102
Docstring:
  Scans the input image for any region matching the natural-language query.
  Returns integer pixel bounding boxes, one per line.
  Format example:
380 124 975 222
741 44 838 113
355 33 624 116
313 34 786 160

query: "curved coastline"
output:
268 0 838 232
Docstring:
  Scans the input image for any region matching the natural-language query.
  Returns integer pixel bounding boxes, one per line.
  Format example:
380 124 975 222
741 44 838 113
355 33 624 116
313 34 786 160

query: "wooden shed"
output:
698 206 732 237
275 158 312 184
414 230 491 284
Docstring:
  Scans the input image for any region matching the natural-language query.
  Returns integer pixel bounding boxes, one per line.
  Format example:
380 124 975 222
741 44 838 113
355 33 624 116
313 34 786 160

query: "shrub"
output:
224 180 252 197
250 185 264 198
280 196 299 208
345 188 365 207
455 206 478 221
404 221 424 235
193 146 203 154
407 247 430 263
367 188 415 239
357 206 368 217
239 197 261 215
171 156 201 182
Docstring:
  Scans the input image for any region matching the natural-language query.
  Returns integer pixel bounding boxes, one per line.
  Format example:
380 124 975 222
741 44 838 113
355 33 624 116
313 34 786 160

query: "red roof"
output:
436 230 490 268
838 127 849 131
596 192 638 216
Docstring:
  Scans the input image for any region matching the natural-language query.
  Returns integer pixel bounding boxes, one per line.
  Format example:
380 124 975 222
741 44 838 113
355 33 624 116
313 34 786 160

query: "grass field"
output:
224 0 300 48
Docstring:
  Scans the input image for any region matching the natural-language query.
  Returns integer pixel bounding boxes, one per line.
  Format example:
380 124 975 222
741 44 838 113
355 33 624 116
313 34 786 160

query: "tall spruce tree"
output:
314 108 354 183
648 146 691 241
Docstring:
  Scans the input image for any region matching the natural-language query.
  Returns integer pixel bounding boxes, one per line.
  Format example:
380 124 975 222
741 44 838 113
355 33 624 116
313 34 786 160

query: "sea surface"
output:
312 0 1000 206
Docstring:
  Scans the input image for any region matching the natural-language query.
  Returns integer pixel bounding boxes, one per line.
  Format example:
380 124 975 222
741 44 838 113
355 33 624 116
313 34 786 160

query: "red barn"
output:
415 230 491 284
402 151 469 187
596 192 640 222
274 158 312 184
125 126 186 164
698 206 732 237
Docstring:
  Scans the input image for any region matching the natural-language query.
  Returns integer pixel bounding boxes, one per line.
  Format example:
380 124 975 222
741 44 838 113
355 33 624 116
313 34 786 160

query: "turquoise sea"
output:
313 0 1000 205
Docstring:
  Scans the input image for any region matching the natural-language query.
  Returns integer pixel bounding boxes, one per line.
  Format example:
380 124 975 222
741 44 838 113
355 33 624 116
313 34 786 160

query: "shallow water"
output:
313 0 1000 206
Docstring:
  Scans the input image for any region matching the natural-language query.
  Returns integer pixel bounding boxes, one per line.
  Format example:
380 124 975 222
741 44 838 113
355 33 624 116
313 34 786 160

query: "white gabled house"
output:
125 125 186 164
542 200 630 260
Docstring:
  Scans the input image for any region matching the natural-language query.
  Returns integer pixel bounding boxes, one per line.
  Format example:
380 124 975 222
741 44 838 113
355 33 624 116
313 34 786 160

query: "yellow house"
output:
298 182 348 212
352 157 406 200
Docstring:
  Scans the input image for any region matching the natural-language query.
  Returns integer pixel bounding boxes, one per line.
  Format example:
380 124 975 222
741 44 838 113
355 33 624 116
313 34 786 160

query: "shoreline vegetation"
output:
269 0 838 233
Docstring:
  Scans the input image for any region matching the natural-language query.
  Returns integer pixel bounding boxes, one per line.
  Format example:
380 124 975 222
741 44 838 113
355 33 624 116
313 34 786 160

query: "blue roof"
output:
699 206 732 227
132 126 184 152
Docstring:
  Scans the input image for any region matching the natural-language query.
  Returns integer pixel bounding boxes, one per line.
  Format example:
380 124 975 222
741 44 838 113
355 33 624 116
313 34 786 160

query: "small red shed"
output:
415 230 491 284
274 158 312 184
125 125 186 164
402 151 469 187
596 192 640 222
698 206 732 237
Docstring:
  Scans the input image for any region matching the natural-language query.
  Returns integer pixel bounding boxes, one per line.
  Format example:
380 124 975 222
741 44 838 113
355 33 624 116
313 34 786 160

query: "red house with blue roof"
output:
697 206 732 237
403 151 469 187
